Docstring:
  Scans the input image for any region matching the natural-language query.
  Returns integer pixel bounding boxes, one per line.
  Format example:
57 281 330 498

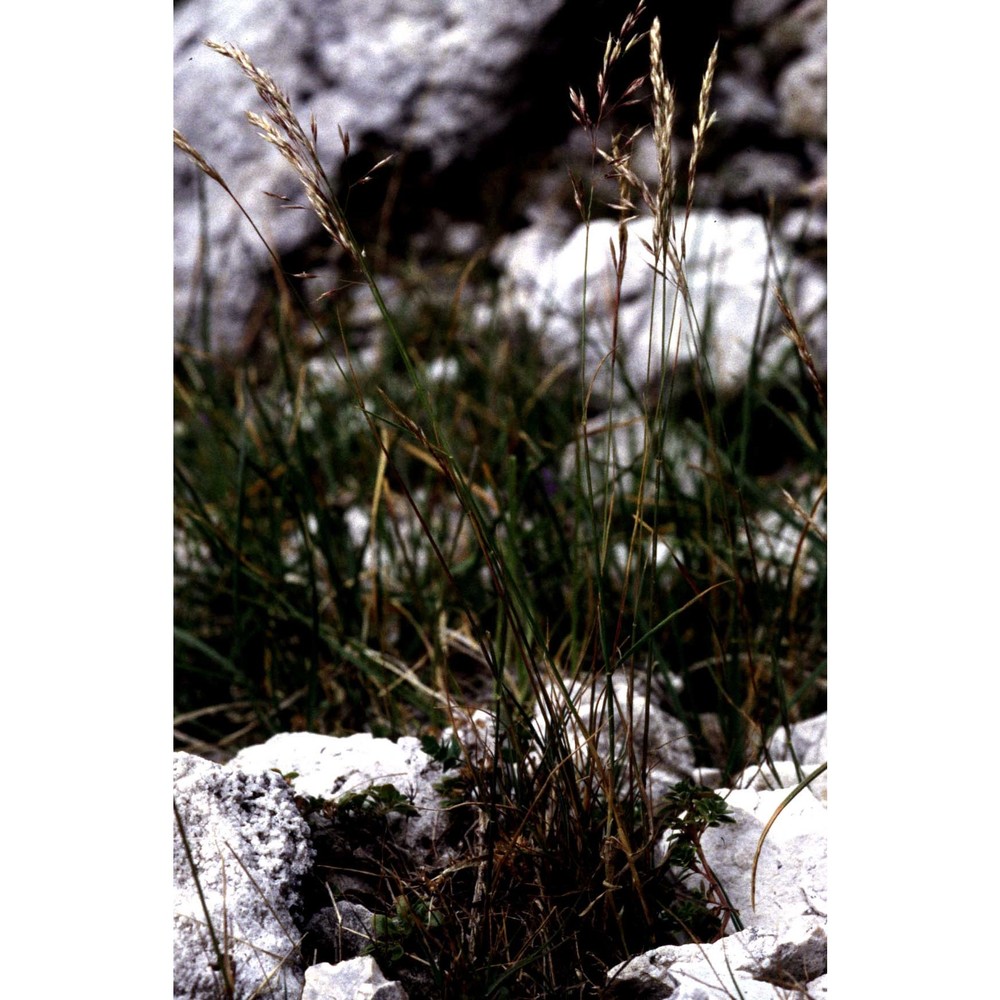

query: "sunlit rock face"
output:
173 751 314 1000
174 2 825 362
174 713 827 998
174 0 564 352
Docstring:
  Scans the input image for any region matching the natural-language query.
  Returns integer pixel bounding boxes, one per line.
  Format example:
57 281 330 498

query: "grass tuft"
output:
175 6 825 995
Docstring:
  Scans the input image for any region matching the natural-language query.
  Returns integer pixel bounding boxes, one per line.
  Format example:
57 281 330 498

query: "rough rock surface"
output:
494 211 826 402
174 0 564 351
231 730 450 861
608 918 827 998
302 956 409 1000
173 751 314 1000
770 712 827 769
304 901 377 964
175 715 827 998
692 784 827 931
611 715 828 997
730 712 827 802
703 0 826 210
175 2 826 370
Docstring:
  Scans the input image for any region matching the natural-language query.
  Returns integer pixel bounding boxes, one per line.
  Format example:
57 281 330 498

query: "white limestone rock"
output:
715 149 805 202
712 68 780 131
803 972 828 995
174 0 564 351
729 714 827 802
747 483 827 592
560 402 700 511
732 759 827 808
693 785 827 931
302 956 409 1000
173 751 314 1000
609 918 827 998
443 707 499 770
231 731 450 861
494 212 825 404
769 712 827 768
617 759 827 997
780 206 827 246
532 673 696 804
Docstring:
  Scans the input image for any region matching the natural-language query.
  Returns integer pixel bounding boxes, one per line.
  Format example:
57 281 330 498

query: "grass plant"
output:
174 4 826 995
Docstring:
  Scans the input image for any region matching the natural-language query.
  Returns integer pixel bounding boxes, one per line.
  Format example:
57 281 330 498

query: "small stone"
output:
302 956 409 1000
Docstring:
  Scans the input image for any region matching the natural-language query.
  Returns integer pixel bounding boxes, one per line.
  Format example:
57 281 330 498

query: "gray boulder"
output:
708 0 826 208
305 900 377 964
174 0 564 351
173 751 315 1000
768 0 827 141
733 0 798 28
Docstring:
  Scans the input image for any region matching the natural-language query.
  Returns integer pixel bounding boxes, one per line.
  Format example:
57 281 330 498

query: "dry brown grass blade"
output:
750 762 827 910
